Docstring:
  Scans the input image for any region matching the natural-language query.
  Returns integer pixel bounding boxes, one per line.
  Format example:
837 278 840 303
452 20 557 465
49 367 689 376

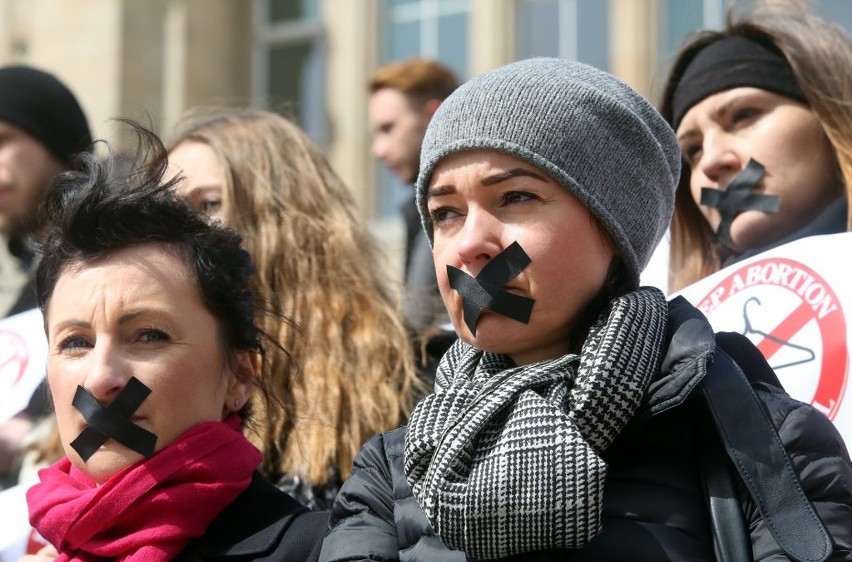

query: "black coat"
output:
176 472 328 561
319 298 852 561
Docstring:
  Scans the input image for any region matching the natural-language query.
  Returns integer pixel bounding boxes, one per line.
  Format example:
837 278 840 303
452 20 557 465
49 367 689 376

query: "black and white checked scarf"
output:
404 287 668 559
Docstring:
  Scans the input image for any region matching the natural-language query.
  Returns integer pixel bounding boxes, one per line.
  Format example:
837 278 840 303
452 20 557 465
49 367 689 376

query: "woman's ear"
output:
224 350 259 414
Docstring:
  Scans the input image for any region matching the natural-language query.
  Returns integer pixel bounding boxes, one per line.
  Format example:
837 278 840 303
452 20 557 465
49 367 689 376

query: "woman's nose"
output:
697 131 743 185
455 208 503 270
84 342 128 402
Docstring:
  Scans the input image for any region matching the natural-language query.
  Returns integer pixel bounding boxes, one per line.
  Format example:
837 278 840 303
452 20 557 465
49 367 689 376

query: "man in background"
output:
369 59 459 375
0 65 92 316
0 64 91 487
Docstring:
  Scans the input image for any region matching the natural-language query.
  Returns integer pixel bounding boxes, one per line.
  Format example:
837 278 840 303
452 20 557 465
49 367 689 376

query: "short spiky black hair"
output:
36 122 259 356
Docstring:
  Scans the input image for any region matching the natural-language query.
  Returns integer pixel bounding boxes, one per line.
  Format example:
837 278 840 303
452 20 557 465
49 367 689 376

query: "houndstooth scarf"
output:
404 287 668 559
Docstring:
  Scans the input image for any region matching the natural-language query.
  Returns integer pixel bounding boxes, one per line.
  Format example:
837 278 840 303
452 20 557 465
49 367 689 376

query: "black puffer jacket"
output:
320 298 852 562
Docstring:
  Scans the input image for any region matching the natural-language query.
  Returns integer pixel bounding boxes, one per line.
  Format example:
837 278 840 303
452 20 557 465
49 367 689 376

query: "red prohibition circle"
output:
695 257 848 419
0 329 30 389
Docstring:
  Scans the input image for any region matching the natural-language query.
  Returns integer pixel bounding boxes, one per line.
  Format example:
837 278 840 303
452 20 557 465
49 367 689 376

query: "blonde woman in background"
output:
167 109 420 510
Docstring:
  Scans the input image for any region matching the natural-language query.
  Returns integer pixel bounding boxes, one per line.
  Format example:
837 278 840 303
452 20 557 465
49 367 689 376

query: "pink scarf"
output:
27 415 262 562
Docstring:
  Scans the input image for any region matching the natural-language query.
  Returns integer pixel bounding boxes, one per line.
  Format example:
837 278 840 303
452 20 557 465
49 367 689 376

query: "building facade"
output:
1 0 848 275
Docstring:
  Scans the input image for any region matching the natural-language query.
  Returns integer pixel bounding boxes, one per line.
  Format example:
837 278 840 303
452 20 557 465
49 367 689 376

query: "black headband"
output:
671 36 806 129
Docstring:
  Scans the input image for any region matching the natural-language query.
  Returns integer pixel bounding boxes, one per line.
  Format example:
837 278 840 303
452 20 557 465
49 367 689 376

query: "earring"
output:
234 398 241 410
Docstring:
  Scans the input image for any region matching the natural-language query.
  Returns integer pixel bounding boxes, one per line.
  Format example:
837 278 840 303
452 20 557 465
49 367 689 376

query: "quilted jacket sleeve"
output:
319 432 400 562
746 383 852 561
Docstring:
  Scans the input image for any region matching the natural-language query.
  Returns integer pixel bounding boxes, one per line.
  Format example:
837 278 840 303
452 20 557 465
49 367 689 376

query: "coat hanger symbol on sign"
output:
741 296 815 370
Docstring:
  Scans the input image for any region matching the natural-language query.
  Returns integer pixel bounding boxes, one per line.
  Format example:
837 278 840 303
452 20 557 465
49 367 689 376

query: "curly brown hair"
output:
167 108 421 486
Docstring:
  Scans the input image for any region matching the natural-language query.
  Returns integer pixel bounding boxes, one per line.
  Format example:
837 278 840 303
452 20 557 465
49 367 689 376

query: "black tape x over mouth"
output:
71 376 157 461
700 158 779 246
447 241 535 336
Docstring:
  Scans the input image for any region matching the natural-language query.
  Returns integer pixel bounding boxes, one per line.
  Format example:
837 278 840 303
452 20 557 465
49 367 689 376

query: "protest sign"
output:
0 308 47 424
675 233 851 442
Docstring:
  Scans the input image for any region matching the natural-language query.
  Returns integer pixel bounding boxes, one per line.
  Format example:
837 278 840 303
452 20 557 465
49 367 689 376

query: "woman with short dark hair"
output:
22 125 326 561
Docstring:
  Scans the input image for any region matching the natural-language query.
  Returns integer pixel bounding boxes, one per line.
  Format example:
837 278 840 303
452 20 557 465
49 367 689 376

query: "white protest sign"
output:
0 308 47 424
674 232 852 444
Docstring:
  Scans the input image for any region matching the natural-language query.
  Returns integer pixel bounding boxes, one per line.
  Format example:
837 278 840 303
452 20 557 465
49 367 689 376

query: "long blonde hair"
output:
168 108 420 484
659 4 852 292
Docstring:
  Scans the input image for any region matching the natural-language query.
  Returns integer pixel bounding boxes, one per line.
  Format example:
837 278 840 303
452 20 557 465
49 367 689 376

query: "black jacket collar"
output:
176 472 322 561
641 296 716 416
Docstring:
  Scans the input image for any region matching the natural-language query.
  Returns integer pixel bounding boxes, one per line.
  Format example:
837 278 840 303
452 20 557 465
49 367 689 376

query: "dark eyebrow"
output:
54 309 158 331
427 167 549 200
713 96 740 120
185 185 222 197
676 129 698 144
426 185 456 199
678 94 749 143
55 319 91 330
481 168 548 186
118 310 153 324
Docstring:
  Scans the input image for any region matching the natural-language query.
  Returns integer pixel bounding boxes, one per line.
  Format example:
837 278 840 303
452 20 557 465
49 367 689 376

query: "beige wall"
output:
323 0 378 216
0 0 123 146
322 0 409 277
0 0 750 281
609 0 660 99
0 0 680 204
469 0 515 76
160 0 251 137
0 0 817 165
122 0 168 137
0 0 251 150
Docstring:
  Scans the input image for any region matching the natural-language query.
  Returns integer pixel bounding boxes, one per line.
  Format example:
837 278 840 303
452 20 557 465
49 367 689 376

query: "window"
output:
381 0 469 77
253 0 326 143
658 0 756 69
269 0 319 21
374 0 470 217
654 0 852 93
515 0 610 72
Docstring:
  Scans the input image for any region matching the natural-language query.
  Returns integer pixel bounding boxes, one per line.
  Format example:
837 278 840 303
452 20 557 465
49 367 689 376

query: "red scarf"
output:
27 414 262 562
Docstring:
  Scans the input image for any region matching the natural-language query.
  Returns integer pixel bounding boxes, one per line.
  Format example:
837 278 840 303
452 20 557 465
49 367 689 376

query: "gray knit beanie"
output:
416 58 680 287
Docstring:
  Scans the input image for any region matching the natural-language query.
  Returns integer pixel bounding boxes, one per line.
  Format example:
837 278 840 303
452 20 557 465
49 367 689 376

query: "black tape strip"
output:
447 241 535 335
70 376 157 461
700 159 779 246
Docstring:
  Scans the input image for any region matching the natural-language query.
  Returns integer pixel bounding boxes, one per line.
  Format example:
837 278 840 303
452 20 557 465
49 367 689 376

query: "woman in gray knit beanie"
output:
320 58 852 562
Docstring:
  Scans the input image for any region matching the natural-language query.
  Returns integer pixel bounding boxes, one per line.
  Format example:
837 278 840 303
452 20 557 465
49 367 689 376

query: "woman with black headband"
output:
319 57 852 562
660 5 852 292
